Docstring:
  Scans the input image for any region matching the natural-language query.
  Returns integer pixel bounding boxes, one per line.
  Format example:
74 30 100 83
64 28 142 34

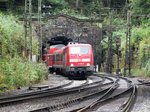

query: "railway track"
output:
0 75 105 106
138 79 150 86
0 80 74 105
0 74 137 112
70 76 137 112
29 75 116 112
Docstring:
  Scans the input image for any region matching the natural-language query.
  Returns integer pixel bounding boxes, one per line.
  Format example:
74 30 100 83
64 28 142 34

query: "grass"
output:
131 60 150 77
0 57 48 91
0 12 44 92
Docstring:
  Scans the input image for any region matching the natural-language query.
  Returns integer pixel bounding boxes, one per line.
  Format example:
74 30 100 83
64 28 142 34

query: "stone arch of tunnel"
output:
39 14 103 47
36 14 103 66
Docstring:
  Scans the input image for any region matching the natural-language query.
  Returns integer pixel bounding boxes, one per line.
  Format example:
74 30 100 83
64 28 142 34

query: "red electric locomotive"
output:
46 42 94 79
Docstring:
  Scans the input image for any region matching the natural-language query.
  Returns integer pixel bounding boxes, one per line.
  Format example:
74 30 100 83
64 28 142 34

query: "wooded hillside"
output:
0 0 150 79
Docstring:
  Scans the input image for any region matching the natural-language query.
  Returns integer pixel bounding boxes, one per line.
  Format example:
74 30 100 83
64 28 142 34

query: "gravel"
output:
0 75 103 112
131 85 150 112
1 75 150 112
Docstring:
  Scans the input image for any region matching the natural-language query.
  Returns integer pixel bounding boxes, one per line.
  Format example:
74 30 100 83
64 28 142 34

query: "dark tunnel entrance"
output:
42 36 73 55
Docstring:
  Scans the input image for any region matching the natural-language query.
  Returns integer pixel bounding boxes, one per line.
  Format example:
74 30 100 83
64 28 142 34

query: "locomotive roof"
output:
67 43 91 47
52 43 92 54
50 44 65 49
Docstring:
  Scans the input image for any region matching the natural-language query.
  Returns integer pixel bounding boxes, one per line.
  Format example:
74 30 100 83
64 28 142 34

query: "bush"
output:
0 12 39 57
0 12 48 92
112 17 150 76
131 68 145 77
145 60 150 77
0 57 48 90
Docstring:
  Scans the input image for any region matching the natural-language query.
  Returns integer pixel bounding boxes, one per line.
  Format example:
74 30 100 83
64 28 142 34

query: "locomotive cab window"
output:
80 47 89 54
70 46 89 54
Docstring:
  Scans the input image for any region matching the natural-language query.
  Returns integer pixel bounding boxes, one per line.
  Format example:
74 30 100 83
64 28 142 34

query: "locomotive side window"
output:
70 46 89 54
54 54 63 61
60 54 63 61
54 54 56 61
56 54 60 61
64 48 67 66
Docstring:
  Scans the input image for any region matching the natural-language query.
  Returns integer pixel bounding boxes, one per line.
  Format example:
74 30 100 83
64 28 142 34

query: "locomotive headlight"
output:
87 63 90 66
71 64 74 66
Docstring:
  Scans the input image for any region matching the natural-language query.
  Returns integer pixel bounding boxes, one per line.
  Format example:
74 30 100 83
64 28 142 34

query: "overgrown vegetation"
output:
118 20 150 77
0 13 48 91
0 0 149 85
0 13 39 56
0 57 47 90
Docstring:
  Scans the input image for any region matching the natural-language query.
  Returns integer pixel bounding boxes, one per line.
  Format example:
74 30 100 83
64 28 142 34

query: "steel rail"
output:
71 76 133 112
31 77 114 112
0 81 74 104
30 82 115 112
138 79 150 86
29 80 74 90
0 76 110 105
74 78 119 112
120 84 137 112
30 76 116 112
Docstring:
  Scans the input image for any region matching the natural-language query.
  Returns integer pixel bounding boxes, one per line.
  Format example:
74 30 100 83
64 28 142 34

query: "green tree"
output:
131 0 150 14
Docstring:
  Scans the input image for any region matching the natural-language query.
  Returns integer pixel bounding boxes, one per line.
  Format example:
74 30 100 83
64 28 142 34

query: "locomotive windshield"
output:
70 46 89 54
